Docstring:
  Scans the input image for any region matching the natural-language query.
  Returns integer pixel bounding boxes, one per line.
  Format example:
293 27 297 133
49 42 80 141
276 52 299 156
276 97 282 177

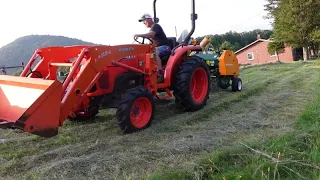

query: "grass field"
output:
0 59 319 180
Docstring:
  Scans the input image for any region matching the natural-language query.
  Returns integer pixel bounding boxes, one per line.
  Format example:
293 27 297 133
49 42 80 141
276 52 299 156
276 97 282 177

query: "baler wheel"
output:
173 56 210 111
116 87 155 133
232 77 242 92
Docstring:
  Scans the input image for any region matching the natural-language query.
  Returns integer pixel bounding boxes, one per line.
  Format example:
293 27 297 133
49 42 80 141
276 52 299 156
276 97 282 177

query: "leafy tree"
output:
265 0 320 61
234 42 241 52
210 36 221 50
220 41 235 51
267 40 285 61
264 0 280 20
13 70 23 76
57 67 70 74
311 30 320 57
311 30 320 42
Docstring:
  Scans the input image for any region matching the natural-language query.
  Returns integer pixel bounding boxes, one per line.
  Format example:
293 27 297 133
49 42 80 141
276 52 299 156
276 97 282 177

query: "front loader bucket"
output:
0 75 62 137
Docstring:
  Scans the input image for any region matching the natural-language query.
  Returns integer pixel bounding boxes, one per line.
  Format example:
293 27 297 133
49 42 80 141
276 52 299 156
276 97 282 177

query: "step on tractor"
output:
0 0 238 138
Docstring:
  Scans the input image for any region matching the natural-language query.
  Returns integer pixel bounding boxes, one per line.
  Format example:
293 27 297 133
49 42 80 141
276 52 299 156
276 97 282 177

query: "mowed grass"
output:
0 59 320 179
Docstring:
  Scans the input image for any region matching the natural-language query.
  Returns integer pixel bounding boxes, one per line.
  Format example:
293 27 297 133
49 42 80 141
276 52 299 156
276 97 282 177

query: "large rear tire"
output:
116 87 155 133
173 56 210 111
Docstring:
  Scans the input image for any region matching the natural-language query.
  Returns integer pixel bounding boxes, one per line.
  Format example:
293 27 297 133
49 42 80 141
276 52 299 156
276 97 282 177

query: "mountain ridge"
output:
0 34 97 74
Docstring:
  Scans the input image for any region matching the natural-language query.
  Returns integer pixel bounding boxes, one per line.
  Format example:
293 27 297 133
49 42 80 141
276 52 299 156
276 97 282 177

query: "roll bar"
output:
153 0 197 44
153 0 159 23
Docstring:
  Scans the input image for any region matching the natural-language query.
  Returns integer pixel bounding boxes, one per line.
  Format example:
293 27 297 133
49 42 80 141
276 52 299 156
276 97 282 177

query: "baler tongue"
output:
0 75 62 137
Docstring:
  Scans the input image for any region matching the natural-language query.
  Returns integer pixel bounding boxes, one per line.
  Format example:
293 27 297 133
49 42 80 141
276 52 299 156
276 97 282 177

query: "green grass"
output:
197 95 319 180
193 92 320 180
148 60 320 180
1 60 320 179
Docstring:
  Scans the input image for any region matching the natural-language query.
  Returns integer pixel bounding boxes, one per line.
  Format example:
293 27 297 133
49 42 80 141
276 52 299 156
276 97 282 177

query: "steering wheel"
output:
134 36 153 44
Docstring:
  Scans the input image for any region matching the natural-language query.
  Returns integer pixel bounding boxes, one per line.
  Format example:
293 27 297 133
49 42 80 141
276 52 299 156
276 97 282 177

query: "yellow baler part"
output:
218 50 240 77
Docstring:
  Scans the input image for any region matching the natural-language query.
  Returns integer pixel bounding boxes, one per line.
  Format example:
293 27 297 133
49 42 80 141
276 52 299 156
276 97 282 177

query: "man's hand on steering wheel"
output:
133 34 153 44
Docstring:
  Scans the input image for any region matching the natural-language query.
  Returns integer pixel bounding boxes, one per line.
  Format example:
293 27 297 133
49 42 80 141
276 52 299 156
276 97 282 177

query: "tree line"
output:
195 29 273 52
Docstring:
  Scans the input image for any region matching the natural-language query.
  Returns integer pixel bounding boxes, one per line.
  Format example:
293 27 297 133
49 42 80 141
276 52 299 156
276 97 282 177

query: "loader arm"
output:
0 44 155 137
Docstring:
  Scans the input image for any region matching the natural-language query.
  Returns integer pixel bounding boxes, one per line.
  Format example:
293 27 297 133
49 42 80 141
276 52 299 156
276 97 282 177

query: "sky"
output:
0 0 273 48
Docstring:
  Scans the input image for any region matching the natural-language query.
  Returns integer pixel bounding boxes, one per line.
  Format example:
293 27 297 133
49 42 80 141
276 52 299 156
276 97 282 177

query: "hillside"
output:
0 35 96 74
0 60 319 179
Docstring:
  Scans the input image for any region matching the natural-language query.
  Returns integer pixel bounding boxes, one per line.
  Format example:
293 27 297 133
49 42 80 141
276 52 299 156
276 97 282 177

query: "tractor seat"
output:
159 37 180 66
167 37 179 49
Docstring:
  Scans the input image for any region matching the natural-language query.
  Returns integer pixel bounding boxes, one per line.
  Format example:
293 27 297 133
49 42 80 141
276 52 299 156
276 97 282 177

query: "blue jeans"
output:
156 45 171 59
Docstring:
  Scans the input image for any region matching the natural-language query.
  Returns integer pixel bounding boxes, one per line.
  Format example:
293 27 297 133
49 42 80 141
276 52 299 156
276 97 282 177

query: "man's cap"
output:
138 13 152 22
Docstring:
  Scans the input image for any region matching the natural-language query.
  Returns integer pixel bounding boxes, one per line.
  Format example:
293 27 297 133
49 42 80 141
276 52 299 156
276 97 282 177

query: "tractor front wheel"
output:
173 56 210 111
116 87 155 133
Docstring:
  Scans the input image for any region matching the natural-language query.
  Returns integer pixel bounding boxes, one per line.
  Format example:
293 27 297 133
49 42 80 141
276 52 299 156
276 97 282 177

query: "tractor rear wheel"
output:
173 56 210 111
116 87 155 133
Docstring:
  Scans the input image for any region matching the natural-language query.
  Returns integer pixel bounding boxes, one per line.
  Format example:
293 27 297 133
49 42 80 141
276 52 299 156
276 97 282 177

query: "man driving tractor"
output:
134 13 171 81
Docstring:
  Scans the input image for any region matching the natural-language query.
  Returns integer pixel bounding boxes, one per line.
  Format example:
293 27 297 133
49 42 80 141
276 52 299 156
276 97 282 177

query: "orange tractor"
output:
0 0 239 138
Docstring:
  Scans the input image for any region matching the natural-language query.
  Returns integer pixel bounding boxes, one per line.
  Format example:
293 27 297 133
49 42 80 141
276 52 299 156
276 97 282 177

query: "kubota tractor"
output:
0 0 213 138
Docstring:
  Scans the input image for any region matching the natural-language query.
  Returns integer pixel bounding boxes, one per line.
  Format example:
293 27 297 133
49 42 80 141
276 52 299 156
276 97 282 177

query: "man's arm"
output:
135 31 155 39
